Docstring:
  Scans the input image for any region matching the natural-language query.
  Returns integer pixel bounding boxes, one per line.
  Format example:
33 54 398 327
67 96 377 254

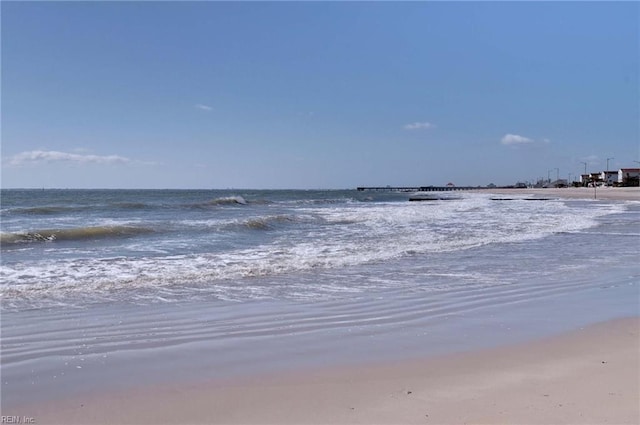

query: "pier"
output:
356 186 486 192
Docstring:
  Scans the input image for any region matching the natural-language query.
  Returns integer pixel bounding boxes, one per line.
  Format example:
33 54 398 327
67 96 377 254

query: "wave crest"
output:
242 215 295 230
1 225 154 245
207 196 247 206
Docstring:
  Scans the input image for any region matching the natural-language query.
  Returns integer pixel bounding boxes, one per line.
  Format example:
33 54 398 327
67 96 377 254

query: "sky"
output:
2 1 638 189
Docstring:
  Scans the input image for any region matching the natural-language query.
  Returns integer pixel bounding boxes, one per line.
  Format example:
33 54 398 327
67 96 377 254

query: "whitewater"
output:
1 189 638 406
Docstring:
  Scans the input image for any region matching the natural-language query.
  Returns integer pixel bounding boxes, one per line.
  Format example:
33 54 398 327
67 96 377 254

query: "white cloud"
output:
8 150 132 166
582 154 600 165
404 122 435 130
501 133 534 145
195 104 213 111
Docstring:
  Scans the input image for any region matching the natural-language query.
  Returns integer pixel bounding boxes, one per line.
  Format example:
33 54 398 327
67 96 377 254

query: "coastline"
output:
9 317 639 425
2 188 639 424
479 186 640 201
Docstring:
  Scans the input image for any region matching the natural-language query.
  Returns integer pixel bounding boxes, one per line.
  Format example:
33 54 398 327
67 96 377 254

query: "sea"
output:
1 189 639 407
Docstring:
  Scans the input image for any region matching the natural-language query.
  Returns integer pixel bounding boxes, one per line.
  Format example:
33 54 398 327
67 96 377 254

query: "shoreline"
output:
7 317 639 425
479 186 640 201
2 188 638 424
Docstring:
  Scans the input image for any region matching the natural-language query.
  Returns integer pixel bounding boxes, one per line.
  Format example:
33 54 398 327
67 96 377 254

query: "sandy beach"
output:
2 187 639 425
4 2 639 424
7 317 638 425
481 186 640 201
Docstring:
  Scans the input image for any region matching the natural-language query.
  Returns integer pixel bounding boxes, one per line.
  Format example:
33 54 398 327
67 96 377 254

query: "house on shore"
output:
601 171 618 186
580 174 590 186
579 168 640 187
579 173 603 186
618 168 640 186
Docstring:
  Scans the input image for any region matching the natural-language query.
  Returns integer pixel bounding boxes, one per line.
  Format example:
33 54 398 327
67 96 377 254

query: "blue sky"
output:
2 2 638 189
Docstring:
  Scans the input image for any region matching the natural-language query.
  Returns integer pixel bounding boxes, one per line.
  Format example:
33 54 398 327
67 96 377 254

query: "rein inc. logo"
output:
1 417 35 424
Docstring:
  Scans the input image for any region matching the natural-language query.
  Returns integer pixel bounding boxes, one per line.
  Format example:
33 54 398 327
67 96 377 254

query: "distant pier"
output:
356 186 487 192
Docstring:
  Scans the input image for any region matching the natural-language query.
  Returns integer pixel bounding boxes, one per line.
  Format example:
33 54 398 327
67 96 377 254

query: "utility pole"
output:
603 157 615 186
580 161 587 186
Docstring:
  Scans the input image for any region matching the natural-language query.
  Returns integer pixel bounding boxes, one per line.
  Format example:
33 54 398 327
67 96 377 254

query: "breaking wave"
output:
1 225 155 245
205 196 247 206
0 206 91 216
240 215 298 230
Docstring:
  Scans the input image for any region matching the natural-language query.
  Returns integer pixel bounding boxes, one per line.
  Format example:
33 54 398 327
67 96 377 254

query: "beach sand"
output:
482 186 640 201
3 187 638 424
8 317 639 425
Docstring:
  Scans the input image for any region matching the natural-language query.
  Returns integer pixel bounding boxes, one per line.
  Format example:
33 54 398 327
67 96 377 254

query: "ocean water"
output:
1 189 639 406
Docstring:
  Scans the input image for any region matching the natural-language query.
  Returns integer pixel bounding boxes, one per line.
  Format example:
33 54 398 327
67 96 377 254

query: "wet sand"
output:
8 317 639 425
3 187 638 424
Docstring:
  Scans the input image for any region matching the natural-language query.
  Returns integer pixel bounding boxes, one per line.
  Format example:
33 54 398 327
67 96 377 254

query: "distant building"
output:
601 171 618 186
534 179 547 188
619 168 640 187
590 172 603 186
579 174 591 186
